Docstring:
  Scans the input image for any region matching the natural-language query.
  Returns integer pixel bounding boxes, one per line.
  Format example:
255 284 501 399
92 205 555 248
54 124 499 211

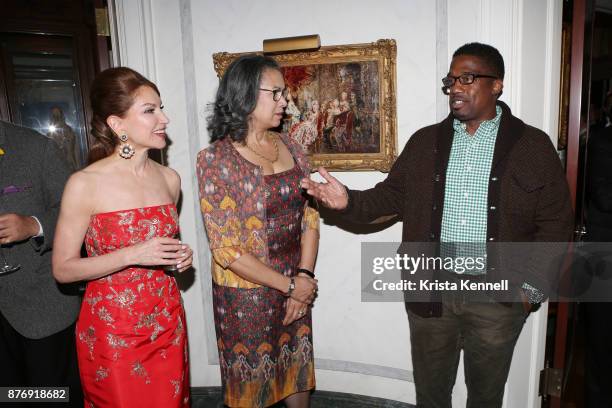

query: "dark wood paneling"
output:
2 0 95 24
0 1 101 153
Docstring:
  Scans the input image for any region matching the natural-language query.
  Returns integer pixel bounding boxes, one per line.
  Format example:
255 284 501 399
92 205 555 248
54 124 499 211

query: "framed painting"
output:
213 39 398 172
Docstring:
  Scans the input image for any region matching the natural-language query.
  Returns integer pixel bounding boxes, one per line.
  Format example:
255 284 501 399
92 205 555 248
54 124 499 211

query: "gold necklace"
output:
245 133 279 163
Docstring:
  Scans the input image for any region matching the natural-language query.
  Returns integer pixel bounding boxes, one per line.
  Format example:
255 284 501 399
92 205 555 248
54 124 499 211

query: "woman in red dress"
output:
53 67 192 407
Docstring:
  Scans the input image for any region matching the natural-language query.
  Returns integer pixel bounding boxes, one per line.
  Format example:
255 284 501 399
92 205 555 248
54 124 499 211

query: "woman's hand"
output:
125 237 185 267
283 298 308 326
176 245 194 273
290 275 318 304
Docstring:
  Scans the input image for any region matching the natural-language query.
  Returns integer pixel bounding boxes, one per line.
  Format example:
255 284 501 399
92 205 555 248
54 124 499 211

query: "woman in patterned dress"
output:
52 67 193 407
197 55 320 407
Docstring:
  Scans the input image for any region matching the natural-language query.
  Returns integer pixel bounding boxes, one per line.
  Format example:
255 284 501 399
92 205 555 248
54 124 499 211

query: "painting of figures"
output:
280 61 380 156
213 39 397 172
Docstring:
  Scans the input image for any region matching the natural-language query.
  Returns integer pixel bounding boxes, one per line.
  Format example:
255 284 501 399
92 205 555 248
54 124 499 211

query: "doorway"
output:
0 0 111 169
544 0 612 407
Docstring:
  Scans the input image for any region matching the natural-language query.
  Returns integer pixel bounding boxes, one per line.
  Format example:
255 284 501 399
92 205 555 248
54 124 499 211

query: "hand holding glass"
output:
0 244 20 275
163 234 180 273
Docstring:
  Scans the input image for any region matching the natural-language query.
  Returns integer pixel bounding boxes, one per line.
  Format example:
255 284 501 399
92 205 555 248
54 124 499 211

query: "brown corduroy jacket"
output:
342 101 574 317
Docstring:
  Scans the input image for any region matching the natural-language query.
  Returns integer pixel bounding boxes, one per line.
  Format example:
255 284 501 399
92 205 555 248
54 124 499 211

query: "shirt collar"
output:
453 104 503 135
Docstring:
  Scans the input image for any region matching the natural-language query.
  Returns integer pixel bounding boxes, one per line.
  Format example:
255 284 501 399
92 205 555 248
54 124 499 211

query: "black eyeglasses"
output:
441 73 498 94
259 87 288 102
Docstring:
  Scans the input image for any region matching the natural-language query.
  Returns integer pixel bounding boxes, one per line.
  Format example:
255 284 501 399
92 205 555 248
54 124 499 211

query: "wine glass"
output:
0 245 20 275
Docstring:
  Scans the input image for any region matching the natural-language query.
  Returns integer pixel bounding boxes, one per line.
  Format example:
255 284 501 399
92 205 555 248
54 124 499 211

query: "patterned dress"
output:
197 133 319 407
76 204 189 407
212 164 315 407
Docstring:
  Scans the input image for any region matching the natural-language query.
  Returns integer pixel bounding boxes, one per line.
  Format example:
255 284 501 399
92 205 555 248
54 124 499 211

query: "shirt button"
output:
466 165 472 171
491 176 498 181
434 174 441 182
430 233 436 240
461 219 466 225
488 237 495 241
432 204 438 211
464 193 469 198
490 206 496 211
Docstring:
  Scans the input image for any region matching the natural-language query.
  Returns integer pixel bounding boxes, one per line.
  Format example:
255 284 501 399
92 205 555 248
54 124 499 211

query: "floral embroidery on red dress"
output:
76 204 189 407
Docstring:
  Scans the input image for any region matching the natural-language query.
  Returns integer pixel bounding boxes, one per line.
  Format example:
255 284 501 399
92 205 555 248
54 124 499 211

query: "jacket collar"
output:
436 100 526 171
490 100 526 171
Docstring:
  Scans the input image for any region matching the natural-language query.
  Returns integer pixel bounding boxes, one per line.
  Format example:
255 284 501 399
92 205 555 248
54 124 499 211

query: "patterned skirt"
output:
213 166 315 407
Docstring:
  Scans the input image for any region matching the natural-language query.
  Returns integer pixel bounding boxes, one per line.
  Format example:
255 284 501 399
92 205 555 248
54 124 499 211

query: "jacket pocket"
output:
512 173 545 193
507 174 544 216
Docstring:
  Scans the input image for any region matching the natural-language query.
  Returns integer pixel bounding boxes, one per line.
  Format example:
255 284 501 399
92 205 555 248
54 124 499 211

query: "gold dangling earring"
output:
118 134 135 159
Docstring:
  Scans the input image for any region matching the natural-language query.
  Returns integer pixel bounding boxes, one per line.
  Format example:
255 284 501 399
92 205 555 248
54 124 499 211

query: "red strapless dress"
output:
76 204 189 407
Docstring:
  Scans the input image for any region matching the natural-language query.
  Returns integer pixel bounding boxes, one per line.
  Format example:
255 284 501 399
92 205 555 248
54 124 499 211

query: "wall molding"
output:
436 0 449 122
107 0 121 66
542 0 563 142
177 0 218 366
112 0 157 80
192 387 414 407
317 358 413 382
509 0 523 115
140 0 157 81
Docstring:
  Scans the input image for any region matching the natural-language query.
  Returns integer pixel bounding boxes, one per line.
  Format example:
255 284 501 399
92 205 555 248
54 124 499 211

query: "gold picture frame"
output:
212 39 398 172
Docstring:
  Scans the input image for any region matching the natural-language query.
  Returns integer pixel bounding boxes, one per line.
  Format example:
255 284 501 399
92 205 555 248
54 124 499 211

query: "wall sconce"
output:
263 34 321 54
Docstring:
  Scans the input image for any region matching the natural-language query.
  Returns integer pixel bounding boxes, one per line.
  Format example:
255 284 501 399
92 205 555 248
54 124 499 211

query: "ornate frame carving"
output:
213 39 398 172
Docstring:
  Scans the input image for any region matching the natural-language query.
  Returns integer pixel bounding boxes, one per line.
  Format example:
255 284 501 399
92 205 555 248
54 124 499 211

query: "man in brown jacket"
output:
302 43 573 407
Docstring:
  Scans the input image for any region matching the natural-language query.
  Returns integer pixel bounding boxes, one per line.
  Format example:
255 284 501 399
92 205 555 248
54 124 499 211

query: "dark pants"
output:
408 293 527 408
0 311 82 407
584 302 612 408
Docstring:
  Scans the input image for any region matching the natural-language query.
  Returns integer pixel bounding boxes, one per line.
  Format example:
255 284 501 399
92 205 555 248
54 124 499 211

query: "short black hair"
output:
207 54 280 143
453 42 505 80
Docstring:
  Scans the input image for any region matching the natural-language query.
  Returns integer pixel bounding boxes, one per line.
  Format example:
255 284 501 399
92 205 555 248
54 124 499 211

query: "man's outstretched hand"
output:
300 167 349 210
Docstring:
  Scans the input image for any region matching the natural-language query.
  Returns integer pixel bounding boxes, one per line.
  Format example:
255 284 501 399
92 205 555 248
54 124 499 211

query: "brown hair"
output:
88 67 160 163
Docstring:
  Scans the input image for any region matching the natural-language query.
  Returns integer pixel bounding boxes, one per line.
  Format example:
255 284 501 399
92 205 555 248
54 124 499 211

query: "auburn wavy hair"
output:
88 67 159 163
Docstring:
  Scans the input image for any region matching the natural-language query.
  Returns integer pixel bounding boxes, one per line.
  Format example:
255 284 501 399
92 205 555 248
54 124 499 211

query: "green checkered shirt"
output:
438 105 543 302
440 106 502 274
